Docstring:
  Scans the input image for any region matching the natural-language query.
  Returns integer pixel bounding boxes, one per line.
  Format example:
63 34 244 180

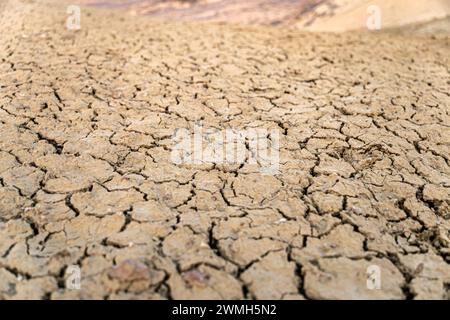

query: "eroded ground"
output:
0 0 449 300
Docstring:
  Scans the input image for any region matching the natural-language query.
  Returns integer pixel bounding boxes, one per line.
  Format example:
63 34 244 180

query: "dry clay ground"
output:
1 0 450 300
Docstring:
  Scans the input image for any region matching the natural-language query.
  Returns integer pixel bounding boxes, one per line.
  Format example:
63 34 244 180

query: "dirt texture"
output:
0 0 449 300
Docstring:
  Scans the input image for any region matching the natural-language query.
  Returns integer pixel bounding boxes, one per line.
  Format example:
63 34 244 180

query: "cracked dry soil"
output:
0 0 449 300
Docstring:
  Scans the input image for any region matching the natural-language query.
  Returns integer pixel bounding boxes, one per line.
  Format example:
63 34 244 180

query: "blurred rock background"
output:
76 0 450 34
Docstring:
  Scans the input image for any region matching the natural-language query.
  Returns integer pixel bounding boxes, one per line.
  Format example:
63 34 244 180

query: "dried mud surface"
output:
0 0 449 300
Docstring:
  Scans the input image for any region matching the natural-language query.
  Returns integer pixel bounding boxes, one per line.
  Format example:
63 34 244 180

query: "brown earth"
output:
0 0 449 300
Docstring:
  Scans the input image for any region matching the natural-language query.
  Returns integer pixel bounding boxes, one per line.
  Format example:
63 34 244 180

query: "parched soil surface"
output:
0 0 449 300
